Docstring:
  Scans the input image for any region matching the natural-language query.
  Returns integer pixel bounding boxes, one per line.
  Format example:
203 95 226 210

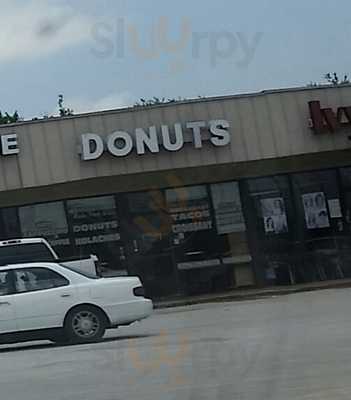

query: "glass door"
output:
292 170 344 282
119 190 178 299
245 175 296 286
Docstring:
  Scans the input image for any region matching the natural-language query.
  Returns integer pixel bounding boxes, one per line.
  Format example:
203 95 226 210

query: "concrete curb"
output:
154 281 351 309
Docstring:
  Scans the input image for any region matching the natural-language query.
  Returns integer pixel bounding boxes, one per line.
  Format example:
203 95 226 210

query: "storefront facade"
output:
0 85 351 298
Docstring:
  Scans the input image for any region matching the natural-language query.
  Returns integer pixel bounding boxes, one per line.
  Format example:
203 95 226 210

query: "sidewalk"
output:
154 279 351 309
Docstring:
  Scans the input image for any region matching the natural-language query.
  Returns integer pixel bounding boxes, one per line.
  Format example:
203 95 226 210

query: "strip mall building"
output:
1 84 351 298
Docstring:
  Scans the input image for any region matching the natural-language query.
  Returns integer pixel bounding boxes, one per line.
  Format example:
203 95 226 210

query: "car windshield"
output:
0 243 54 265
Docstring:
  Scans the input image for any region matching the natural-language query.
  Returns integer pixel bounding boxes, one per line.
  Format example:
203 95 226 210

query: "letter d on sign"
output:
81 134 104 160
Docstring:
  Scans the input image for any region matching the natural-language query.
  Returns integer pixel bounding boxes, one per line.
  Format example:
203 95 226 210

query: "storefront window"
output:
246 176 295 286
123 191 171 254
0 208 21 239
166 185 215 257
18 202 71 257
210 182 253 288
340 168 351 229
292 170 340 235
211 182 246 235
66 196 125 273
120 190 177 298
166 185 220 294
292 170 345 281
336 167 351 278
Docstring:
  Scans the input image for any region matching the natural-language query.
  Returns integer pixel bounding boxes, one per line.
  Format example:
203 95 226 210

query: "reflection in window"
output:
121 191 176 298
67 196 120 246
166 185 221 294
19 202 69 248
66 196 124 271
0 243 54 264
166 186 213 243
210 182 253 288
211 182 246 235
124 191 171 254
0 208 21 239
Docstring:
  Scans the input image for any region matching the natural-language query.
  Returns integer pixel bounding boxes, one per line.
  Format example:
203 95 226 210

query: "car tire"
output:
64 305 107 343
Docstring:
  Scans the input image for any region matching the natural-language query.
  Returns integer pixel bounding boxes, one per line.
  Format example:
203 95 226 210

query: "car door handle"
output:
0 302 10 306
60 294 71 298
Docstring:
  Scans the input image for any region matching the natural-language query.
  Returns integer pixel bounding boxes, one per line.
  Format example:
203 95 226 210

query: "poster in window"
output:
166 186 213 236
66 196 121 246
19 202 70 246
327 199 342 219
302 192 330 229
261 197 288 234
211 182 246 234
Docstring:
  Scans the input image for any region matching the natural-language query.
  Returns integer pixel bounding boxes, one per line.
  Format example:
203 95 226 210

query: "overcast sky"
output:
1 0 351 119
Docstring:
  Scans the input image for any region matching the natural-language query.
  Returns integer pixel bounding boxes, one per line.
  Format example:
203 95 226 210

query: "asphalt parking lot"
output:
1 288 351 400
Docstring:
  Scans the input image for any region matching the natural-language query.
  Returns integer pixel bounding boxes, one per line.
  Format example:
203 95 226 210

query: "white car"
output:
0 262 153 344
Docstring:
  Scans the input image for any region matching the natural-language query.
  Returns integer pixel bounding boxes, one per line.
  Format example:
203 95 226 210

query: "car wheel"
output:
64 306 107 343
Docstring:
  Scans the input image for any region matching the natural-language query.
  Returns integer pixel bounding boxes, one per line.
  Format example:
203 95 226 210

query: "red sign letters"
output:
309 100 351 134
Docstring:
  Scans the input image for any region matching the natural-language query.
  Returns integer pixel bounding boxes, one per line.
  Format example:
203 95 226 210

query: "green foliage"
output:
58 94 74 117
307 72 350 88
324 72 350 85
0 110 20 125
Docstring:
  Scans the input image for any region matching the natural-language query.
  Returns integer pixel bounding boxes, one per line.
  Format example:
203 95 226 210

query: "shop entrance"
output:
291 170 344 283
245 176 296 286
119 191 180 299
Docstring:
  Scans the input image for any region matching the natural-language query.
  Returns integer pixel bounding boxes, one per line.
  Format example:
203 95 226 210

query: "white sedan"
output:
0 262 153 344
